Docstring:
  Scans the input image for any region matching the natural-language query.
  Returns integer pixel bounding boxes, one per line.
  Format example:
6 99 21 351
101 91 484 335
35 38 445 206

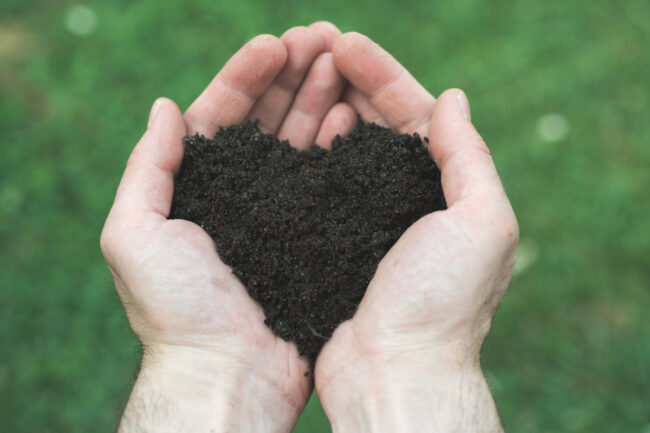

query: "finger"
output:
277 53 346 150
314 102 358 149
309 21 341 51
247 27 324 134
427 89 511 217
184 35 287 137
111 98 186 224
332 32 435 137
342 85 387 126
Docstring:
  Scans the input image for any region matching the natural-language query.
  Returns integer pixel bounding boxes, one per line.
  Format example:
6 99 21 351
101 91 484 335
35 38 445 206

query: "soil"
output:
169 120 446 364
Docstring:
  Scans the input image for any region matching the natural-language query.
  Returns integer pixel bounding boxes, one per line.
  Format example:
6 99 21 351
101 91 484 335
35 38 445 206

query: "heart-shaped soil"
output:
170 121 446 363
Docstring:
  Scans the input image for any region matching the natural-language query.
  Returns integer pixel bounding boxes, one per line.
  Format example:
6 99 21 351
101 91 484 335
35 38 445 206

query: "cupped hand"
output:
101 23 355 432
314 33 519 432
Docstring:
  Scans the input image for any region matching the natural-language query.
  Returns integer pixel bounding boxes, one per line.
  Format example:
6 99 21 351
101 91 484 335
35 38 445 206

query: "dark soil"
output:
169 121 446 364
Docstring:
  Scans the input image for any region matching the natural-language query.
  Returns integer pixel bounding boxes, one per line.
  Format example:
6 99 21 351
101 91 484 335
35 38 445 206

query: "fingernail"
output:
456 90 471 122
148 98 164 129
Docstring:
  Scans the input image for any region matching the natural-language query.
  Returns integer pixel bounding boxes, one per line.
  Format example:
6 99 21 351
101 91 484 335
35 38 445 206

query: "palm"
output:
321 212 472 351
131 218 312 406
103 24 356 414
316 210 507 384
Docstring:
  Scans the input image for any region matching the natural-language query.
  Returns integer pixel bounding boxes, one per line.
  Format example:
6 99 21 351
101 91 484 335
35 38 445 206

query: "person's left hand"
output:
313 32 516 432
101 22 355 432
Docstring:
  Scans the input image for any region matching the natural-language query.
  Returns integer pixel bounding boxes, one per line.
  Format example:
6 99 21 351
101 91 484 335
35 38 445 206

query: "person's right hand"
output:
101 23 354 433
314 33 519 432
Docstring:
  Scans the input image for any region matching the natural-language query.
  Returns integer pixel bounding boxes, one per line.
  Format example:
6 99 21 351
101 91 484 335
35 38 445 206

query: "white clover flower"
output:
536 113 570 143
64 5 97 37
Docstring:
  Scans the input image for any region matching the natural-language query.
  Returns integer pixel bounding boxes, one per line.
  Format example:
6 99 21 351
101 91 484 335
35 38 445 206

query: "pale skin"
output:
101 21 518 433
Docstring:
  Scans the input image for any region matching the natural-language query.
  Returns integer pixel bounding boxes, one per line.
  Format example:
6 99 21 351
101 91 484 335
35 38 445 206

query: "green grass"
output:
1 0 649 431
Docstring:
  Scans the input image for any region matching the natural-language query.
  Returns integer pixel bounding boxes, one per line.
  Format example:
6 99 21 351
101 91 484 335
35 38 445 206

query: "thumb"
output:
101 97 186 267
427 89 510 217
111 97 186 221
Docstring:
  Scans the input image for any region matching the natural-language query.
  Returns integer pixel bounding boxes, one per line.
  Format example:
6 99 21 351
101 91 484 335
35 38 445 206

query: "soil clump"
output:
170 121 446 364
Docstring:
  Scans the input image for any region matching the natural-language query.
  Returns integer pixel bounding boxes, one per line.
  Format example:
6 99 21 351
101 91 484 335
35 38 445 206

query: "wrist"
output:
120 344 302 433
320 360 496 433
316 328 500 433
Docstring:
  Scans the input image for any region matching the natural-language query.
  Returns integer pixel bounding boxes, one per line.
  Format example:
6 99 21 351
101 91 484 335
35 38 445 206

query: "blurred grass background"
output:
1 0 648 431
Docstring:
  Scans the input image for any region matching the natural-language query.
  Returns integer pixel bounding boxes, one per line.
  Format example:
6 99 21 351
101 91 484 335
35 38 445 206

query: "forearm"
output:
119 346 301 433
320 356 503 433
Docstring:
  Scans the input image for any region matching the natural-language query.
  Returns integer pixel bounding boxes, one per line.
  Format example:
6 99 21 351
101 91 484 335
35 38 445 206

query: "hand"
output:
101 23 354 432
314 33 519 432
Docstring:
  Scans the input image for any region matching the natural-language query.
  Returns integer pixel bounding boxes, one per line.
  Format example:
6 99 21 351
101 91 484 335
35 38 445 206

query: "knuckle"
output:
99 224 115 261
283 25 310 40
463 126 490 156
311 20 335 28
509 213 520 247
309 21 339 36
99 213 133 265
497 206 520 249
125 144 145 168
467 206 518 252
491 217 519 250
